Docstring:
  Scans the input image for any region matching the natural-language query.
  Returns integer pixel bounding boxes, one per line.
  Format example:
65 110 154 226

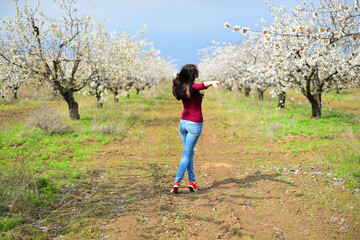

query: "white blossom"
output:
233 25 240 32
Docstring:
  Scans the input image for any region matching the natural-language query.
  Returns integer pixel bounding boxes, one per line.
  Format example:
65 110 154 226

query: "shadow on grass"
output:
171 172 293 198
209 172 290 189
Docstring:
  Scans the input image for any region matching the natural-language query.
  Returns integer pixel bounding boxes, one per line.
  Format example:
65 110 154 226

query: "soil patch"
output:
0 107 38 126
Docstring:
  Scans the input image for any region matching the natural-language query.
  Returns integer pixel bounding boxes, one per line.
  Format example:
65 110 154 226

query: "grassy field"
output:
0 85 359 239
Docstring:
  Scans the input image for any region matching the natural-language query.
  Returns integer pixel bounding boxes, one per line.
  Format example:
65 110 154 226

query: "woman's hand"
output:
211 81 221 89
203 81 221 88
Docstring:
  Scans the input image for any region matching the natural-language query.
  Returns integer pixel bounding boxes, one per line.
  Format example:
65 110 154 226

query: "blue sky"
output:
0 0 318 70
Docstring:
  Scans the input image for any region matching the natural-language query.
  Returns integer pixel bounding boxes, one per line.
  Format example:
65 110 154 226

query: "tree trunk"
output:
97 99 103 109
113 90 119 102
334 81 342 94
62 90 80 120
310 96 322 118
237 85 242 94
244 86 251 97
257 88 264 101
303 88 322 118
96 92 103 109
301 71 323 119
36 85 42 98
277 91 286 108
136 88 140 95
12 88 18 99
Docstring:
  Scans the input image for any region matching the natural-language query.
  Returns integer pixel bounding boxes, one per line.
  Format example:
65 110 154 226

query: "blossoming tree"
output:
225 0 360 118
0 0 175 117
0 60 26 100
198 39 275 100
0 0 105 119
85 30 175 106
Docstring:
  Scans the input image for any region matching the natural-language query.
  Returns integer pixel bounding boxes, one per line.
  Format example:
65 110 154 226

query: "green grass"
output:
208 89 360 187
0 90 164 237
0 214 23 232
277 176 295 185
263 107 358 138
213 92 359 139
314 136 360 189
135 215 146 223
0 124 102 185
285 139 337 153
0 97 58 111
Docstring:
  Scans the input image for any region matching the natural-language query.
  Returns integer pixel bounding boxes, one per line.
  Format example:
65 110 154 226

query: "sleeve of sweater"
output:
192 83 208 91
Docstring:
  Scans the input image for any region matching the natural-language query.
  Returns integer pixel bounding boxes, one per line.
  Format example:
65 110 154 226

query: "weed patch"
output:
311 130 360 188
24 105 71 134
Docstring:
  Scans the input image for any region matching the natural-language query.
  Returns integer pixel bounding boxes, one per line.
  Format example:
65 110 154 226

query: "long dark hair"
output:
172 64 203 101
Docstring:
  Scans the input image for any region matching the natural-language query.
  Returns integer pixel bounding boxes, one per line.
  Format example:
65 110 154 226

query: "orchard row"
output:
198 0 360 118
0 0 176 119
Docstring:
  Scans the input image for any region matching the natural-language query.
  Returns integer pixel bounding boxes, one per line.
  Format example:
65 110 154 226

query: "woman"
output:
171 64 221 193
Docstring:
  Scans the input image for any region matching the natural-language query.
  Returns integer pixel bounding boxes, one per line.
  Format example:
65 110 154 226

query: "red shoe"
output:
188 182 197 192
171 182 179 193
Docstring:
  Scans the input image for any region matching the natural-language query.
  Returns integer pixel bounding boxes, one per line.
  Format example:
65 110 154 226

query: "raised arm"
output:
203 81 221 89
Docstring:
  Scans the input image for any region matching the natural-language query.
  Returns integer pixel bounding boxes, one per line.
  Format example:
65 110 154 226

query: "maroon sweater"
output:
181 83 208 123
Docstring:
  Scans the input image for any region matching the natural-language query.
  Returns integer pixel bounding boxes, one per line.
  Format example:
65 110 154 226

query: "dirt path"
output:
64 93 359 239
0 107 39 127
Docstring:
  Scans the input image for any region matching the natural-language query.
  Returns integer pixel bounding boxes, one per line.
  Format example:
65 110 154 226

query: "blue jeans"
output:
175 120 203 183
